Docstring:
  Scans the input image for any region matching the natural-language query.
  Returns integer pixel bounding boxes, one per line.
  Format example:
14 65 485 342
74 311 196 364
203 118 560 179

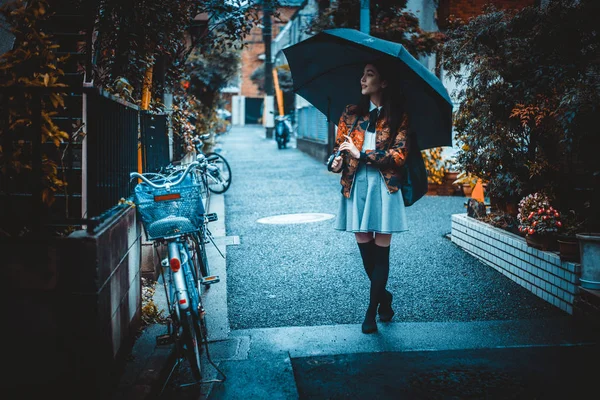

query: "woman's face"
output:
361 64 387 97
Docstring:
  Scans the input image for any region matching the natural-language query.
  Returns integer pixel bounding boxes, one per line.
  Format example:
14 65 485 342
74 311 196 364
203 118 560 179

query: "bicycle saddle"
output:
147 216 198 239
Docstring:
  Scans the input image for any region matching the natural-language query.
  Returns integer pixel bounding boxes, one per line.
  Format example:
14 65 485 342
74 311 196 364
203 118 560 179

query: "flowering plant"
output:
517 192 562 236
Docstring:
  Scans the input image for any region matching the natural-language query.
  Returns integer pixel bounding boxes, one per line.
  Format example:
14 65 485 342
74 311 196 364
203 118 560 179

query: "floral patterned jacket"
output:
331 104 410 198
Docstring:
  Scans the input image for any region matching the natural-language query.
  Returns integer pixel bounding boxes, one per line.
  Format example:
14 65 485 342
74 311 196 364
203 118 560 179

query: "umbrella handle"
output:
327 149 342 171
327 117 359 171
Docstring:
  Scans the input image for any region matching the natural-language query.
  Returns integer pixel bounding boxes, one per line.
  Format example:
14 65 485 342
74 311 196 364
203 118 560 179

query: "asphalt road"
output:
219 126 565 330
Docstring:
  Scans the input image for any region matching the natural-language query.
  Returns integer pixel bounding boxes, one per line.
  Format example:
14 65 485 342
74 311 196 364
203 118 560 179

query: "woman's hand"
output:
338 135 360 159
330 155 343 172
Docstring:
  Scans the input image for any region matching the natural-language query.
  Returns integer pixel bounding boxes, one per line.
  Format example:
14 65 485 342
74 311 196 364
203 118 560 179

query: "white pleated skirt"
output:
335 163 408 234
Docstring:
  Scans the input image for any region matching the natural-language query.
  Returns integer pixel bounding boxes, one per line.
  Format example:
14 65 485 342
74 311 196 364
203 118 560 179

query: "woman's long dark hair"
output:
352 59 406 137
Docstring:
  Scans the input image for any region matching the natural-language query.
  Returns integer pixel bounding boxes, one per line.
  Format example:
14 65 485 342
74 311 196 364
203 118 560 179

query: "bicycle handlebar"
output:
130 161 200 189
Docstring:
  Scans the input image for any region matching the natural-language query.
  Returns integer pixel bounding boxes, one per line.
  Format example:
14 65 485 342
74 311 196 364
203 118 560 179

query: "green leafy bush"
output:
442 0 600 229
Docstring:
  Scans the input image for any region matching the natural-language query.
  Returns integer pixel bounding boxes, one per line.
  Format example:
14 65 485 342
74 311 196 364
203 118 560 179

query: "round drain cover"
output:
257 213 335 225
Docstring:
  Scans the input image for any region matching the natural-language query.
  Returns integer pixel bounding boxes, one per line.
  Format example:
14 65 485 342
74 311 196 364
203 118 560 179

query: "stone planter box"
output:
2 205 143 398
451 213 580 314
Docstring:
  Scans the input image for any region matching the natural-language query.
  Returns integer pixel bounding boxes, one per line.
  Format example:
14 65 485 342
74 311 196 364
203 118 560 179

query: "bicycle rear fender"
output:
168 241 191 311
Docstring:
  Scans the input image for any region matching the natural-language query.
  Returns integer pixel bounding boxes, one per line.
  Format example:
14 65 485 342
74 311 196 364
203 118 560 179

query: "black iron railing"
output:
85 89 139 218
0 86 84 233
0 86 151 233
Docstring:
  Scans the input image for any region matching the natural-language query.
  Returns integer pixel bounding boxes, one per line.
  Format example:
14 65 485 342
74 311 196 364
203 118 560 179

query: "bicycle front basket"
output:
134 174 205 240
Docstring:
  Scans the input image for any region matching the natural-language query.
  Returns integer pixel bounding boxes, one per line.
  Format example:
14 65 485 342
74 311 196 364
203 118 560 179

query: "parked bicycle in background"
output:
192 133 232 201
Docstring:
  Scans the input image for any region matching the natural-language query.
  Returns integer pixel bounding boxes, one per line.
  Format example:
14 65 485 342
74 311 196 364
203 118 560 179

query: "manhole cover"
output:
256 213 335 225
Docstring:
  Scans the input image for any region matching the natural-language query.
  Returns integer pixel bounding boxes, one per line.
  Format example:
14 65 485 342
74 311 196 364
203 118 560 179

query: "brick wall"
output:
437 0 536 28
451 213 580 315
240 7 300 98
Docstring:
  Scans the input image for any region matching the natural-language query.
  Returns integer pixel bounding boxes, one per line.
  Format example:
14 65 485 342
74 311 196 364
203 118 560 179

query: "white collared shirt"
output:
364 102 382 150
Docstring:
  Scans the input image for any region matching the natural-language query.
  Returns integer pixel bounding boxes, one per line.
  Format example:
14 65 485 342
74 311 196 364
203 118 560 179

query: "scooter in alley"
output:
275 114 292 149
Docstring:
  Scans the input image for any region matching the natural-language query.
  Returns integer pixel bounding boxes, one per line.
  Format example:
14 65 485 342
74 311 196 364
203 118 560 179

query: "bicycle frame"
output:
165 239 197 314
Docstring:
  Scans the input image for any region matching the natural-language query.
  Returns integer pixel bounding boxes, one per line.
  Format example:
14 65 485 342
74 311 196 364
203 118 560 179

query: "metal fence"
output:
140 111 169 173
85 89 140 218
296 105 329 144
0 86 172 233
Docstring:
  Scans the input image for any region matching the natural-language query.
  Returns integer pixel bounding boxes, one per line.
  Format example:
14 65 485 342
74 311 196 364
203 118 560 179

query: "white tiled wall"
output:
451 213 580 314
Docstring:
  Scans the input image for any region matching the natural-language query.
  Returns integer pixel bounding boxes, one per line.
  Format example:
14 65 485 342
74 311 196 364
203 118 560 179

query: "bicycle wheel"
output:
192 231 209 279
197 168 211 212
205 152 232 194
179 309 204 381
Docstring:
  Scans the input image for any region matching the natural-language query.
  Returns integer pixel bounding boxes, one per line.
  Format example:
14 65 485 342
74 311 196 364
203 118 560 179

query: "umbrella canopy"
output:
282 28 453 151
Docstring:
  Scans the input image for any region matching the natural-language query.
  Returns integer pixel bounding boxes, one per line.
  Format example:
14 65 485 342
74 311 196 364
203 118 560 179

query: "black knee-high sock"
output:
369 244 390 311
358 241 391 305
357 240 375 278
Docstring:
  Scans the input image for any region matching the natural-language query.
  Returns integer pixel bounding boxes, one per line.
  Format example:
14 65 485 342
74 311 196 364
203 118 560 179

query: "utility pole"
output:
263 1 274 139
360 0 369 34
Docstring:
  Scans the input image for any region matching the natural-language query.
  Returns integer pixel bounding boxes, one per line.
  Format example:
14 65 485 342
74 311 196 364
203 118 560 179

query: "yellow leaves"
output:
0 62 15 70
453 171 483 187
32 1 46 17
41 122 68 145
49 93 65 109
42 188 55 206
119 198 136 207
510 101 554 129
9 118 32 130
422 147 450 185
33 72 66 87
41 125 51 142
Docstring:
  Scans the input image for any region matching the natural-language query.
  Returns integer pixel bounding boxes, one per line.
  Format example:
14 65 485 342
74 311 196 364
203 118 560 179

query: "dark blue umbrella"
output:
282 28 453 151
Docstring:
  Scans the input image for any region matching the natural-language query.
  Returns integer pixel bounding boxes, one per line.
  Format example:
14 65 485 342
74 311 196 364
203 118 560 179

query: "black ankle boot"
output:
372 244 392 323
378 291 394 322
362 305 377 334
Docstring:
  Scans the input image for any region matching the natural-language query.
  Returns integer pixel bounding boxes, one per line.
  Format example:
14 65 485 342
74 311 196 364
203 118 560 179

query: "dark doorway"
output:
245 97 263 125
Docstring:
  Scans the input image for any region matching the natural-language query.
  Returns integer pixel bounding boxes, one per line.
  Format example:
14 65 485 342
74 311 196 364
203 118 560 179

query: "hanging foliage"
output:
93 0 261 103
308 0 445 59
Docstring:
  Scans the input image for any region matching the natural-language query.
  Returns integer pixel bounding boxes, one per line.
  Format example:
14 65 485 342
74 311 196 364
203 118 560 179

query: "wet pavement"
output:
118 125 599 400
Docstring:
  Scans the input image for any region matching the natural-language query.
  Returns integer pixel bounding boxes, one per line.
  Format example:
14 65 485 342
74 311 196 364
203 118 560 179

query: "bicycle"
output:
192 134 232 202
130 159 225 387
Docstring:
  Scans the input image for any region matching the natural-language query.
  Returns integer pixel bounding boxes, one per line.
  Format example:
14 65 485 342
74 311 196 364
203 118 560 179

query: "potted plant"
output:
556 210 584 262
576 232 600 290
452 171 480 197
517 192 561 251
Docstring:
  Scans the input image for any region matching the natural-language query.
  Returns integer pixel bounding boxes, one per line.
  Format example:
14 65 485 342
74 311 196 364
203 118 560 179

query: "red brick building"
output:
437 0 536 28
240 3 306 98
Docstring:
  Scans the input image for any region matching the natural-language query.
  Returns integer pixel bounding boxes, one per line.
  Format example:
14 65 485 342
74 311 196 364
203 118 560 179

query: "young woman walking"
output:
329 60 410 334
